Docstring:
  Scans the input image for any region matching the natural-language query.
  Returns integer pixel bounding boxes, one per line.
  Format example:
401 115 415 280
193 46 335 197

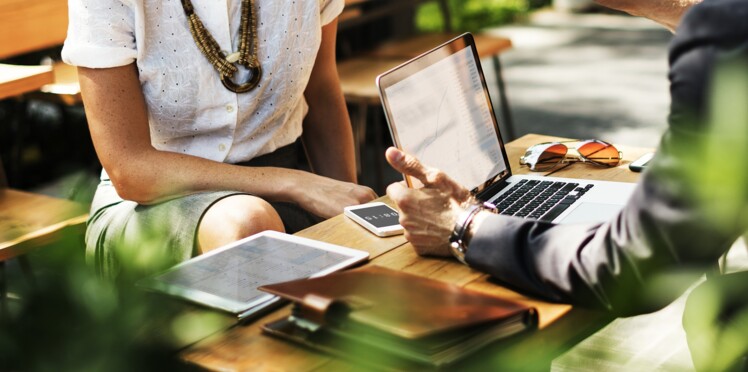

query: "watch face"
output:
349 205 400 228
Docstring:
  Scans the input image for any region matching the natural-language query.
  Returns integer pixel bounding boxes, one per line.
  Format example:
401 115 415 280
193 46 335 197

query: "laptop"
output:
376 33 637 224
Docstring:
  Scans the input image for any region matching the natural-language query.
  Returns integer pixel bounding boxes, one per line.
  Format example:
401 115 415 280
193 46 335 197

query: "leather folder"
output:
260 265 537 367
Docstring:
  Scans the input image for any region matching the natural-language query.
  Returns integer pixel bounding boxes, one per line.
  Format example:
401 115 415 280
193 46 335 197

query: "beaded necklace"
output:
181 0 261 93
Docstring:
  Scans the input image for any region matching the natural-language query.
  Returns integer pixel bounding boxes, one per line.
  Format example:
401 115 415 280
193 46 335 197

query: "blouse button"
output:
226 105 234 113
218 143 227 152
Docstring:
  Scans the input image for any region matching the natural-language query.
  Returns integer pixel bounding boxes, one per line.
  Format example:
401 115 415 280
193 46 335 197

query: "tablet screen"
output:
142 231 369 315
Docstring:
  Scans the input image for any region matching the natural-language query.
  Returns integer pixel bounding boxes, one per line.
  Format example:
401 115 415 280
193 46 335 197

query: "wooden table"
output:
181 134 651 370
0 0 68 60
0 58 86 313
0 64 53 101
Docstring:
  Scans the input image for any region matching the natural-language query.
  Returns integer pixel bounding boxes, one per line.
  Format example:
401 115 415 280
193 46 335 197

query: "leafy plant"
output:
416 0 540 32
0 229 228 371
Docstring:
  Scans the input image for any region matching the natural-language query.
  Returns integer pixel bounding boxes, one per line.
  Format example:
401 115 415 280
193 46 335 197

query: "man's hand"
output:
594 0 702 31
385 147 471 257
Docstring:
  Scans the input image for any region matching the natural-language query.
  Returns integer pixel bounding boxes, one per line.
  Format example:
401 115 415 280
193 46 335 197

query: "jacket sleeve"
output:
464 0 748 316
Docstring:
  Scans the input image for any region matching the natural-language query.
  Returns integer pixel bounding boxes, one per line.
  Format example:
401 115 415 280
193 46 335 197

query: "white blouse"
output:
63 0 344 164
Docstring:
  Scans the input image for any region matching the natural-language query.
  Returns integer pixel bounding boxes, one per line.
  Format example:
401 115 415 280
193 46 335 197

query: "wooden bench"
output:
0 64 53 100
0 0 88 314
0 0 82 106
0 0 68 59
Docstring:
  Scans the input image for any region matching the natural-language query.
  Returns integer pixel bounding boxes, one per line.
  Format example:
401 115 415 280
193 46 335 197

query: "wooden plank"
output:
0 189 88 260
0 64 54 100
181 304 334 371
38 61 82 106
372 242 485 286
337 58 406 104
0 0 68 59
368 32 513 59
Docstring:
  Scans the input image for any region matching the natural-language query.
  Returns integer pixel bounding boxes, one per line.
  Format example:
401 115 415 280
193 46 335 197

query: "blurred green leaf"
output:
416 0 535 33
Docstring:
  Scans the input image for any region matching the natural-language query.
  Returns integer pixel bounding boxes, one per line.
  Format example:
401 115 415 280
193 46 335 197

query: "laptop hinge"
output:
476 178 510 202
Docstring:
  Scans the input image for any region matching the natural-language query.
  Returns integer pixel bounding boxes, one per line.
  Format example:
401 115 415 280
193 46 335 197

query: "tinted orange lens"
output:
534 144 568 171
577 141 621 167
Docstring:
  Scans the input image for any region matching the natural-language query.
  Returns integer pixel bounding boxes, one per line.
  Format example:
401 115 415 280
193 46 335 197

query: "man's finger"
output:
386 181 423 212
385 147 431 186
386 181 408 203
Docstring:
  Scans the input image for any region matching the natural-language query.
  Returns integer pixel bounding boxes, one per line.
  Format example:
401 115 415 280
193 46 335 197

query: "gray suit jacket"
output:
465 0 748 316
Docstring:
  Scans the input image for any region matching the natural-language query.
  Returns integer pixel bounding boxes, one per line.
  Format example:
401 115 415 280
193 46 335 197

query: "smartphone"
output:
629 152 655 172
344 202 404 237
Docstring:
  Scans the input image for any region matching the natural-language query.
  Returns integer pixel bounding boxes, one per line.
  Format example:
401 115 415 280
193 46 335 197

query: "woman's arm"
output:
301 19 357 183
79 64 374 217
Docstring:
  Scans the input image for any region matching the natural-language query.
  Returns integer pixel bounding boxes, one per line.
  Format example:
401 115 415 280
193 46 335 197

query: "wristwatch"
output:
449 201 497 265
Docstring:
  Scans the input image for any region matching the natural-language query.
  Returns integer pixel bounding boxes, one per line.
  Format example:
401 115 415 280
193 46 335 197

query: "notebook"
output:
139 231 369 320
377 33 637 224
260 265 537 367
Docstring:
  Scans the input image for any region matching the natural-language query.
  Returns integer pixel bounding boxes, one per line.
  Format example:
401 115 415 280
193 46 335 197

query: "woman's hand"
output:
293 173 377 219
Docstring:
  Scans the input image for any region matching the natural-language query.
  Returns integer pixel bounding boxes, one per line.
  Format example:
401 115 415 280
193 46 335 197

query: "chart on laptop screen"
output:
384 46 506 190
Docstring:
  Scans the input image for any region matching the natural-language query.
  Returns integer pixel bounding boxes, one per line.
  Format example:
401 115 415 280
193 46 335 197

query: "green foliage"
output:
416 0 533 32
0 229 228 371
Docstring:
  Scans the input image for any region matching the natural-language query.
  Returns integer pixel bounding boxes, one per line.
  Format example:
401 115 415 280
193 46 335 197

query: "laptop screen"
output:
378 34 509 192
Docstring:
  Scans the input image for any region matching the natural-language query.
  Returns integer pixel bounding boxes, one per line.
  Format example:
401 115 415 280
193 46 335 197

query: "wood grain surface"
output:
0 0 68 60
181 134 651 371
0 189 88 261
0 64 54 101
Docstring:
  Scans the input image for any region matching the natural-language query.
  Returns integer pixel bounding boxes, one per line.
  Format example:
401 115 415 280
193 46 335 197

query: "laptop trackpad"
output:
557 202 623 224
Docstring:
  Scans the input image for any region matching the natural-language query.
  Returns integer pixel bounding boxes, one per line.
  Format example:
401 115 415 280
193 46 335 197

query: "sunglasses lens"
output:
532 143 568 171
578 140 621 167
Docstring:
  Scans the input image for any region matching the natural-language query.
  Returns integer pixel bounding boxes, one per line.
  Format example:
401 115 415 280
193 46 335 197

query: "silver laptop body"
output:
376 33 636 224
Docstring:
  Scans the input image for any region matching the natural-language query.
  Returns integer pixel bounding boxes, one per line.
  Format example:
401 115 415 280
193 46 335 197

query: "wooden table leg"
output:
7 99 28 187
352 102 369 176
493 55 516 141
19 256 35 288
0 261 7 318
372 109 385 194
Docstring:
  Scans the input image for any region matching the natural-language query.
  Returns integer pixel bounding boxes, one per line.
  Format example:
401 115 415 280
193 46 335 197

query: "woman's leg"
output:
197 194 285 253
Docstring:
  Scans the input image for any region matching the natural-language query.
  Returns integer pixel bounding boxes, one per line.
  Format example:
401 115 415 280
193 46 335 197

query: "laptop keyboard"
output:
494 180 594 222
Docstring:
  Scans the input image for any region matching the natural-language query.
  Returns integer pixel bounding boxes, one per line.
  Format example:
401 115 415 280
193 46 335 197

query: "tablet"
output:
140 231 369 319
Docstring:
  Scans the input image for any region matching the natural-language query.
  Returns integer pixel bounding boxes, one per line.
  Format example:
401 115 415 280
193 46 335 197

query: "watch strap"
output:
449 202 496 264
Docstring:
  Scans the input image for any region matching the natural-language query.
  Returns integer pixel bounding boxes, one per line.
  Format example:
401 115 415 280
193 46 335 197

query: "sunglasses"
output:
519 140 622 171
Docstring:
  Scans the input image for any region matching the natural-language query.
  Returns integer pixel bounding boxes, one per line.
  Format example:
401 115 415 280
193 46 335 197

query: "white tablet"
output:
140 231 369 319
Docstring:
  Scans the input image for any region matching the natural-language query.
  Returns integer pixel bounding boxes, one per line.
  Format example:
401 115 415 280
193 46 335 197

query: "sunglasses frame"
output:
519 139 623 171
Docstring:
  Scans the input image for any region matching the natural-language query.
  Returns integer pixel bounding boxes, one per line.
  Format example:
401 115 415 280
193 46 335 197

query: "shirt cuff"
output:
464 213 525 275
62 43 137 68
320 0 345 26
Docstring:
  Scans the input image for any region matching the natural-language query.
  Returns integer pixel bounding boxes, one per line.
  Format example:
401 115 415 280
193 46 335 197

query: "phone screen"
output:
349 205 400 228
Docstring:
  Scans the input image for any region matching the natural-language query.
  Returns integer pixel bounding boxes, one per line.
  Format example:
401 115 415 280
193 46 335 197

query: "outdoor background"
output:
6 1 729 370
